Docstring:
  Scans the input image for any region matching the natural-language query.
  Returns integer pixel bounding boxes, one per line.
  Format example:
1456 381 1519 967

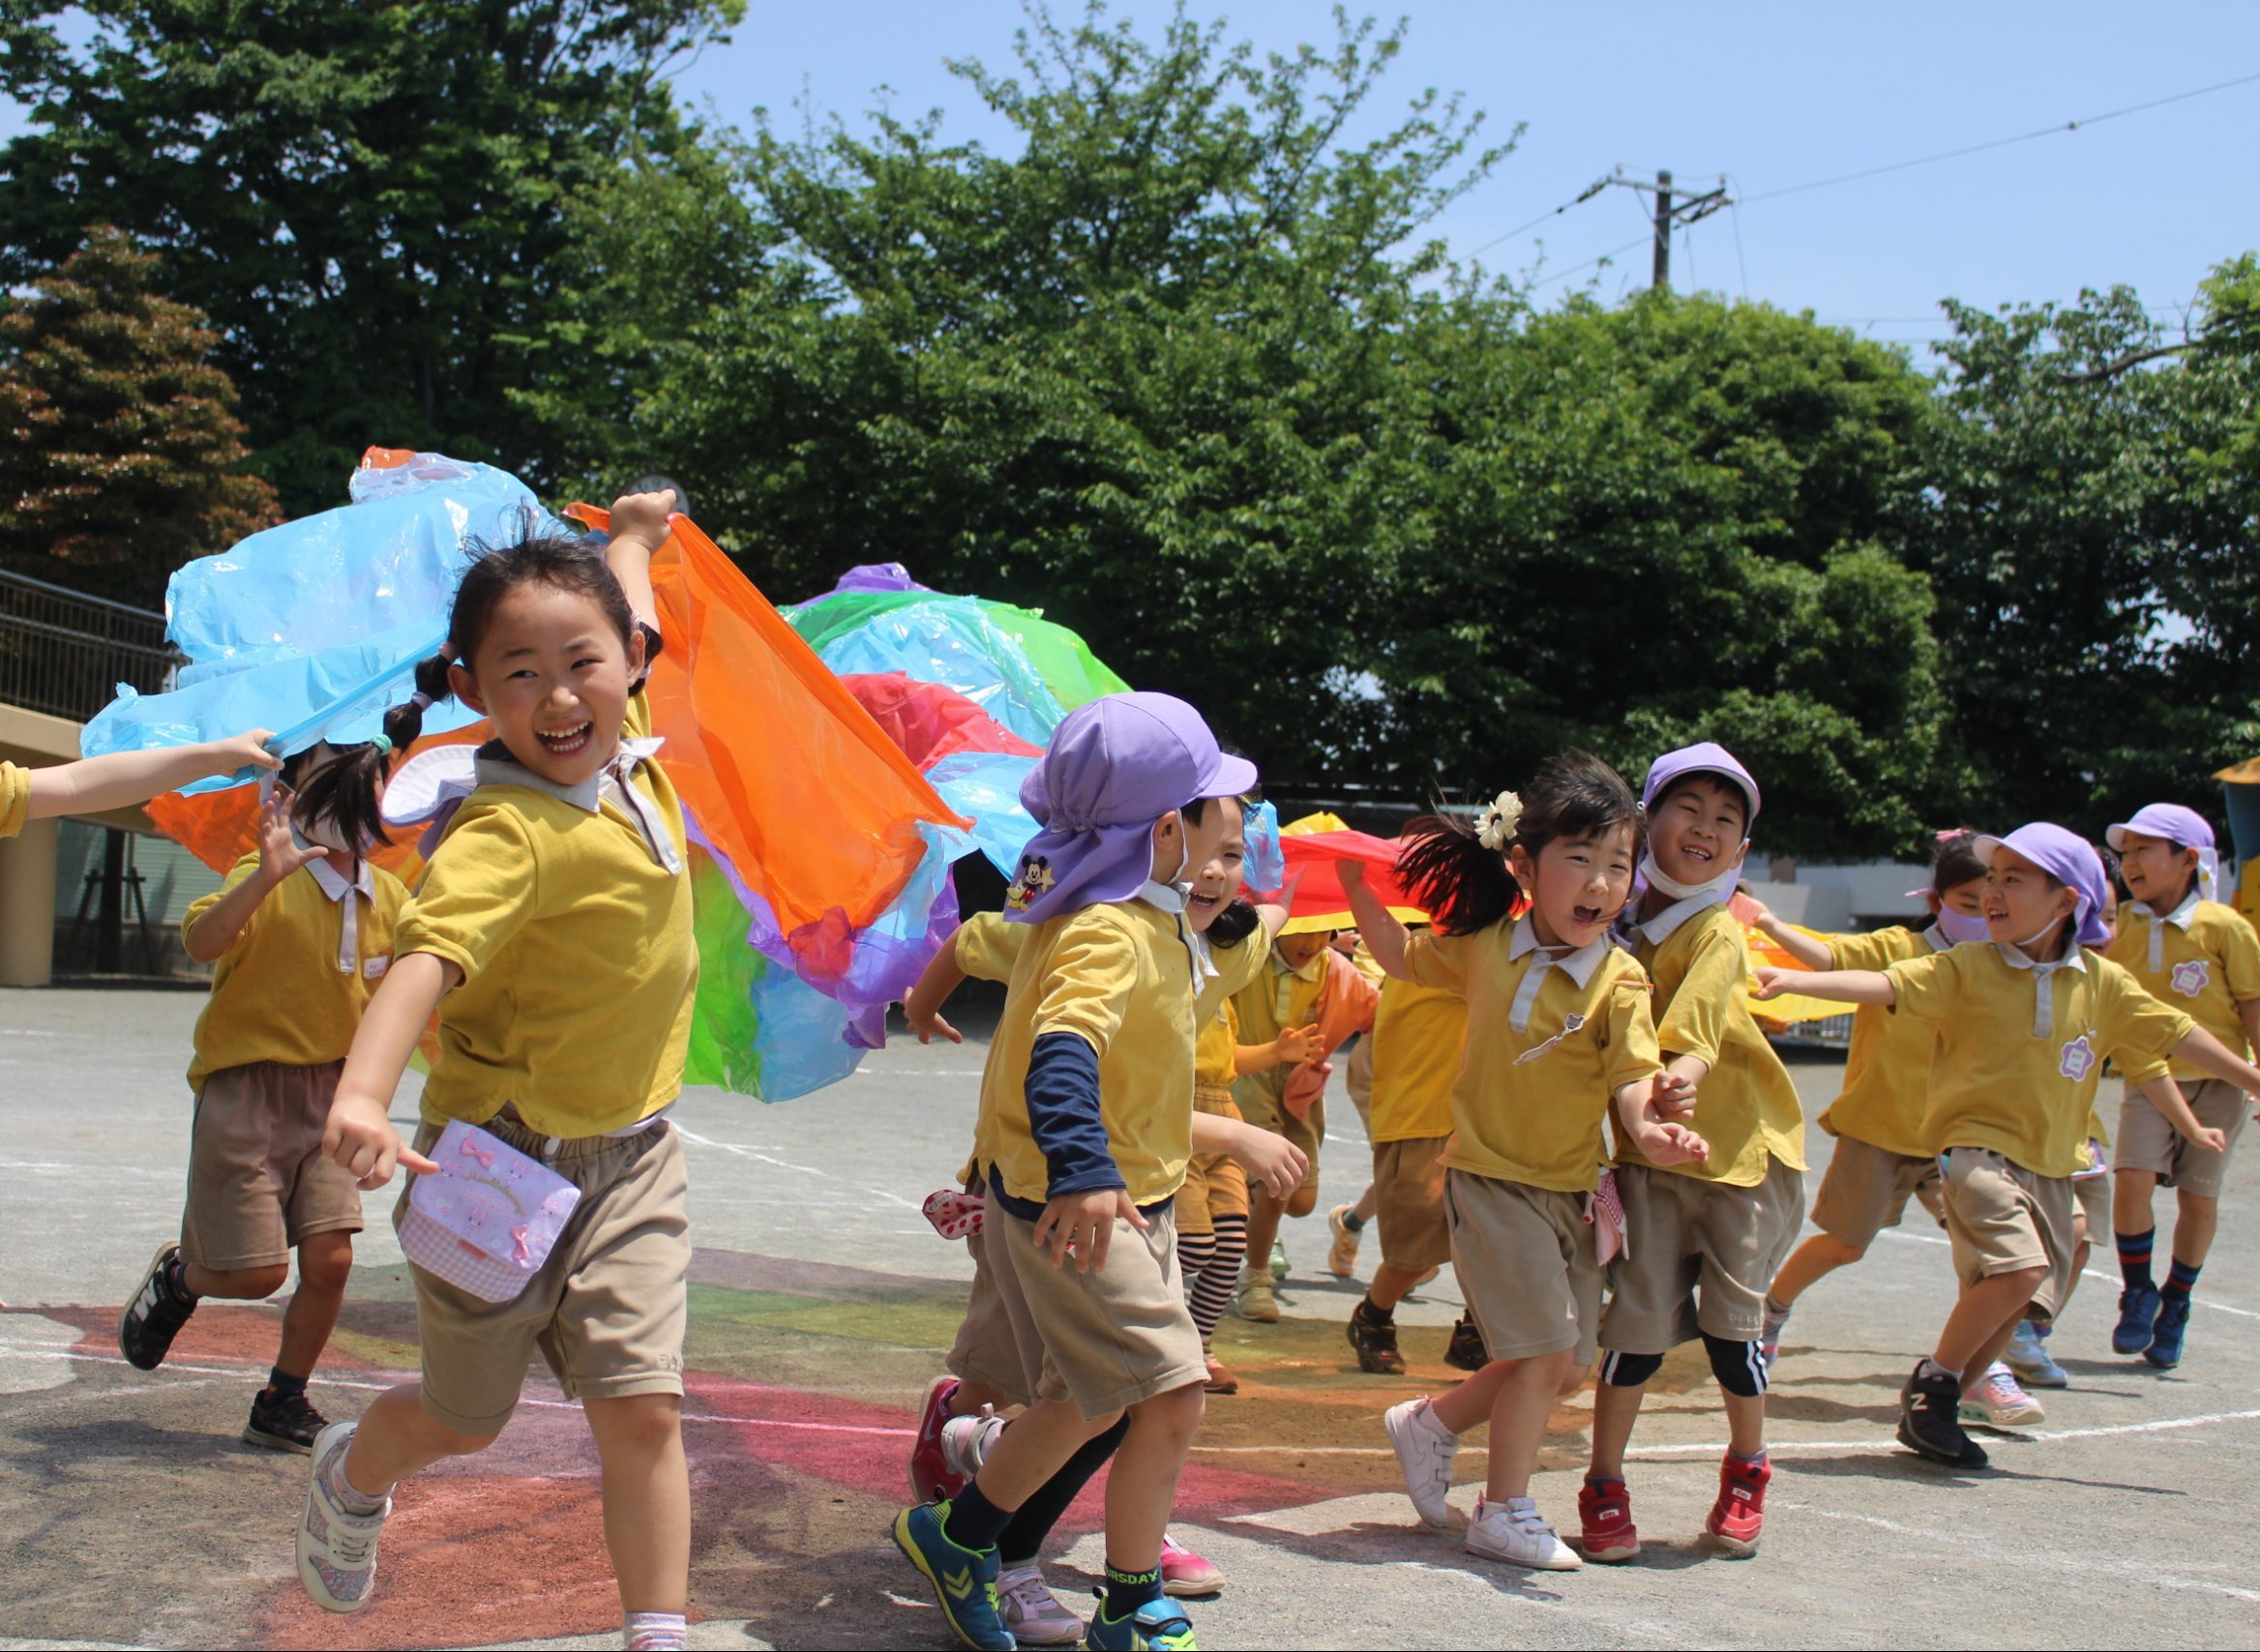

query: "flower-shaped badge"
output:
2058 1032 2097 1083
2169 958 2210 999
1474 790 1523 852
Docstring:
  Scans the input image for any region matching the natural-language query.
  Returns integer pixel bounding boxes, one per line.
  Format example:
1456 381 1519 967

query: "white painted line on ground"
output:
674 1126 922 1211
1874 1226 2260 1318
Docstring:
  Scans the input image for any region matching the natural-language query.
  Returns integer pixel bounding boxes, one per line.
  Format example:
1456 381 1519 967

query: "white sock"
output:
624 1610 688 1651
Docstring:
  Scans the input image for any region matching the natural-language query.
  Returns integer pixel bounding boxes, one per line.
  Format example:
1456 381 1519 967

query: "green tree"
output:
0 224 279 605
0 0 741 514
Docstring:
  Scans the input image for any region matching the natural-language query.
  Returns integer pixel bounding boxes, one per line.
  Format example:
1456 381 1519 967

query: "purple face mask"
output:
1932 904 1991 946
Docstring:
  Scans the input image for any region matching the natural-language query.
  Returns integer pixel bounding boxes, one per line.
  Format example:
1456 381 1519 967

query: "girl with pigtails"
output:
289 487 701 1652
1336 752 1706 1574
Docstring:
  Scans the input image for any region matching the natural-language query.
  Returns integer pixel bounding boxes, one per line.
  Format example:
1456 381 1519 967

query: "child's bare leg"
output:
1480 1351 1574 1501
1101 1380 1204 1574
1366 1261 1430 1315
1352 1183 1378 1225
1720 1391 1766 1459
2112 1167 2158 1236
1244 1194 1285 1277
1588 1377 1647 1481
343 1384 500 1491
946 1380 1010 1420
1936 1267 2047 1386
1767 1233 1864 1309
1428 1360 1513 1434
2172 1190 2220 1270
182 1259 290 1301
584 1393 690 1615
976 1398 1119 1509
275 1231 352 1379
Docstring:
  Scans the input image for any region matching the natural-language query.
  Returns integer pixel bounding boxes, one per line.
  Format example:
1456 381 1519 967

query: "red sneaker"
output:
1159 1532 1226 1597
907 1374 965 1503
1576 1477 1640 1563
1704 1453 1770 1555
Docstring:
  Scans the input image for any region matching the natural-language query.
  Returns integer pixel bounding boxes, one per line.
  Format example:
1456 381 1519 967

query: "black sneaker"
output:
119 1242 197 1372
1897 1361 1986 1467
245 1386 330 1454
1348 1300 1405 1374
1444 1313 1489 1372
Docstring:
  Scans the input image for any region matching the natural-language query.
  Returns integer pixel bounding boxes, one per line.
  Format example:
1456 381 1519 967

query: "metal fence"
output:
0 568 179 722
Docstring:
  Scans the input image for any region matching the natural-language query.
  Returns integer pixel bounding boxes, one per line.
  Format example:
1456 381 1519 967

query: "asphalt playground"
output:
4 985 2258 1649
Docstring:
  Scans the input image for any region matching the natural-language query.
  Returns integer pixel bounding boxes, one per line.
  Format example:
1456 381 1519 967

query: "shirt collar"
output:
1996 941 2087 974
1272 944 1326 984
2135 888 2202 931
303 854 373 905
473 736 666 812
1506 915 1611 988
1623 890 1721 948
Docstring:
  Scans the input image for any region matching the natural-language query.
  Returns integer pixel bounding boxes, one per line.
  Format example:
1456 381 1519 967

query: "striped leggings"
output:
1177 1214 1248 1346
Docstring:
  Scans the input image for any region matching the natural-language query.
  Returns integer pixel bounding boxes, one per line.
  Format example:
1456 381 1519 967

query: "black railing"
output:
0 568 180 723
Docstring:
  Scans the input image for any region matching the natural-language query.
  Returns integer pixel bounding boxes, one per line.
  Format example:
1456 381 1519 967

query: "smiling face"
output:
1982 844 2079 954
2116 830 2199 910
1276 930 1333 970
1513 821 1638 949
1183 796 1247 933
1648 776 1750 888
449 581 644 788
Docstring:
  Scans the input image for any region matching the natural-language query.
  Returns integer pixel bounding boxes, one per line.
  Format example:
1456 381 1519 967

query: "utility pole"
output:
1599 169 1731 291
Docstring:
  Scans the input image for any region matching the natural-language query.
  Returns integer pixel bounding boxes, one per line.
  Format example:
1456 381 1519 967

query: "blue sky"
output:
8 2 2256 349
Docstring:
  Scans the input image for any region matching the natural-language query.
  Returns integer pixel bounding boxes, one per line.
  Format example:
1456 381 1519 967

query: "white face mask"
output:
1639 847 1742 905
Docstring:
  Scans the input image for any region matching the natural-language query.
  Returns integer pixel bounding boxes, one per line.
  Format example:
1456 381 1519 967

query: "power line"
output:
1461 177 1613 260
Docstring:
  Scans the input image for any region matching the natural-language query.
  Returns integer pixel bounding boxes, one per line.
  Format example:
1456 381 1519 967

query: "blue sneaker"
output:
1084 1598 1197 1650
2003 1320 2067 1388
2113 1284 2160 1355
2145 1297 2190 1369
890 1501 1012 1651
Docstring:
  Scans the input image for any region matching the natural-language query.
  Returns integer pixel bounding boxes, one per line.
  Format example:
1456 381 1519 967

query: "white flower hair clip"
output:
1474 789 1523 851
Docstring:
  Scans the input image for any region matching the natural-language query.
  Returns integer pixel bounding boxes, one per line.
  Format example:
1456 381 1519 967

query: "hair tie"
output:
436 641 459 664
408 691 433 710
1474 790 1523 852
369 733 394 755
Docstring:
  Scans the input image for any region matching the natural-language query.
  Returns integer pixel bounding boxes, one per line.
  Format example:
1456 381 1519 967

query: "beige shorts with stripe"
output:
1941 1147 2075 1316
182 1060 363 1271
1598 1160 1805 1351
2117 1078 2251 1199
401 1114 689 1435
1445 1170 1598 1364
1374 1136 1453 1274
1809 1134 1944 1251
945 1213 1035 1410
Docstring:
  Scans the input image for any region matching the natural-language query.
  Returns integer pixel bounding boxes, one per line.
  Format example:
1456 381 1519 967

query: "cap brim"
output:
1971 835 2007 863
2103 823 2134 852
1203 753 1260 801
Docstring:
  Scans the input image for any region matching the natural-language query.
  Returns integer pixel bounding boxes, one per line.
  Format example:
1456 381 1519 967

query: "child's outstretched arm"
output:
1234 1024 1321 1074
1337 860 1411 978
25 730 280 820
1613 1076 1709 1166
602 487 676 629
904 942 970 1046
182 786 326 963
324 953 454 1187
1189 1112 1309 1201
1744 898 1832 970
2132 1073 2229 1155
1755 965 1896 1006
2168 1025 2260 1103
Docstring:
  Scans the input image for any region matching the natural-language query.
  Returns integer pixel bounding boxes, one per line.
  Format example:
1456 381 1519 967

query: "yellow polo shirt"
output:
1196 1001 1239 1096
2104 896 2260 1073
979 898 1198 1208
0 761 28 839
184 853 409 1090
1819 926 1942 1160
394 692 697 1136
1404 919 1661 1194
1230 945 1327 1119
1366 977 1466 1143
1617 900 1806 1186
1888 943 2193 1178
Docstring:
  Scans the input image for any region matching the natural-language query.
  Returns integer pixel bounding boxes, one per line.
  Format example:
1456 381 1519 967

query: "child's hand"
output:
905 998 963 1046
1227 1123 1310 1201
1032 1188 1146 1273
1743 897 1777 929
1753 966 1796 1001
1336 858 1365 888
324 1091 438 1189
1651 1070 1699 1121
1639 1123 1710 1166
205 729 282 778
1274 1025 1322 1066
608 487 678 548
255 786 326 883
2187 1124 2230 1155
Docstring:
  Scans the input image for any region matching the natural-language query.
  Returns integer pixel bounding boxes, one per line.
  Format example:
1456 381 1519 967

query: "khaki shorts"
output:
990 1202 1208 1421
2118 1078 2251 1199
1373 1136 1453 1273
1234 1072 1323 1193
1809 1135 1943 1251
182 1061 363 1271
1344 1034 1374 1130
1445 1170 1597 1364
945 1216 1034 1409
401 1115 689 1435
1178 1088 1250 1237
1941 1147 2075 1316
2072 1163 2110 1238
1599 1160 1805 1351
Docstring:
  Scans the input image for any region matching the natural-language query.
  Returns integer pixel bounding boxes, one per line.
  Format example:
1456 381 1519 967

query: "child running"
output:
1587 743 1804 1557
298 489 701 1652
1748 832 1989 1369
1341 753 1705 1570
1759 823 2260 1468
117 750 406 1452
890 692 1262 1652
2101 804 2260 1369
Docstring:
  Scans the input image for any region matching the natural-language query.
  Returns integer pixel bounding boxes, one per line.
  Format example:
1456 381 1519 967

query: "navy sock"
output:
1102 1561 1163 1622
941 1482 1012 1552
1341 1210 1366 1232
2160 1256 2202 1304
2117 1227 2156 1291
266 1367 308 1401
163 1254 197 1305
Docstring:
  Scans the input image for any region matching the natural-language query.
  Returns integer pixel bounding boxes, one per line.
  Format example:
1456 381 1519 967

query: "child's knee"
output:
295 1234 354 1295
585 1392 684 1456
1285 1186 1318 1219
1700 1334 1767 1399
1131 1381 1205 1442
201 1261 292 1300
1599 1349 1663 1389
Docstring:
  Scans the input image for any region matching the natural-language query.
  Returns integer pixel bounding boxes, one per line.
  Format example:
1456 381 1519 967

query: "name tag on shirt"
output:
364 956 391 980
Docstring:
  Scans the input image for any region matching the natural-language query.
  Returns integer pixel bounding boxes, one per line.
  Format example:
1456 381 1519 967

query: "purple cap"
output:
2105 804 2214 854
1973 823 2114 948
1004 692 1259 925
1641 742 1762 835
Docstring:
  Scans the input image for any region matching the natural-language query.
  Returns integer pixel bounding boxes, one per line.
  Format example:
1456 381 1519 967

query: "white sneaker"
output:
1466 1494 1582 1571
1383 1396 1459 1527
297 1422 391 1612
1325 1204 1363 1278
1958 1361 2045 1428
940 1403 1006 1479
996 1563 1084 1646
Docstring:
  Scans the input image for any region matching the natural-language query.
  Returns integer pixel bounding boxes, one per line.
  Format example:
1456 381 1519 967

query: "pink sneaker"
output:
907 1375 965 1503
1159 1532 1225 1597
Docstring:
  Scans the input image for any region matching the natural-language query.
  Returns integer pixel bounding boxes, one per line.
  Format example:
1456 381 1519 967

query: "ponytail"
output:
1396 813 1524 936
1205 896 1261 947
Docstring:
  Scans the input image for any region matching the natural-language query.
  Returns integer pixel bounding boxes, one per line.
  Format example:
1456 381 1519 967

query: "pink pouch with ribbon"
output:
1587 1167 1630 1267
399 1119 582 1302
